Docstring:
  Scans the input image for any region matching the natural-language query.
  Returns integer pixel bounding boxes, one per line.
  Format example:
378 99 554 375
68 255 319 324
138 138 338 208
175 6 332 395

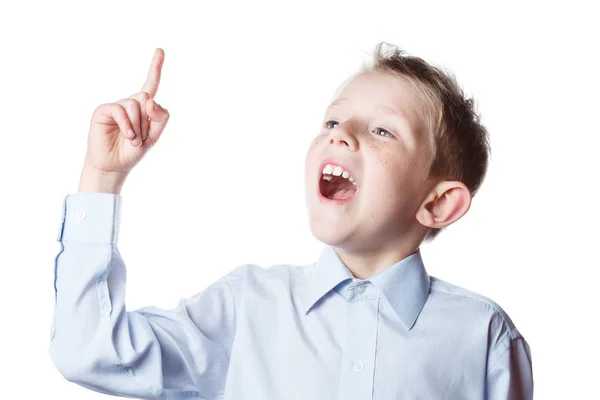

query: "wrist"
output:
78 166 127 194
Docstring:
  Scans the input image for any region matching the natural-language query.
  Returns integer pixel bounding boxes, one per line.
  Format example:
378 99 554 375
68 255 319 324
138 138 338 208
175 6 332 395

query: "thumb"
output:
146 98 170 142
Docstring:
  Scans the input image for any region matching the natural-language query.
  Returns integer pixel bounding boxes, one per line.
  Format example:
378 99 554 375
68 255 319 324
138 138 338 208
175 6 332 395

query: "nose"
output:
328 121 358 150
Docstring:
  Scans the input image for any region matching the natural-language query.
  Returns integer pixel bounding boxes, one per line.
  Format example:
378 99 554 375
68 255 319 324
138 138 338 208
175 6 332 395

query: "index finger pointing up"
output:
141 48 165 98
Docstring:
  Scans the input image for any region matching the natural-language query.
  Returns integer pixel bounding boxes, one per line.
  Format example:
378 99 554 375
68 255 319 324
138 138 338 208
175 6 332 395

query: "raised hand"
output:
81 48 170 186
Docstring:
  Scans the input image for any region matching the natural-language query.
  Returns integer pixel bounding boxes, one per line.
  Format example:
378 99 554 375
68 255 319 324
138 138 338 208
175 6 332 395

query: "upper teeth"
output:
322 164 356 185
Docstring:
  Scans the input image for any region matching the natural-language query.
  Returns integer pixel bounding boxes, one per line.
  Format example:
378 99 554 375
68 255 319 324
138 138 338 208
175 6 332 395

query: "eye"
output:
374 127 393 138
324 120 339 129
324 120 394 139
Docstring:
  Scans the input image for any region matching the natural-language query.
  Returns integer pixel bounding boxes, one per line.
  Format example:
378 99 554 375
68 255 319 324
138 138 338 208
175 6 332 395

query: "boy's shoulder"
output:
428 275 524 342
217 260 312 291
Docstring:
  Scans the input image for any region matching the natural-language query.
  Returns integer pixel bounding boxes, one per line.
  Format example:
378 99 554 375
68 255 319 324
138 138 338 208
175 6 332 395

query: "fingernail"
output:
127 129 134 138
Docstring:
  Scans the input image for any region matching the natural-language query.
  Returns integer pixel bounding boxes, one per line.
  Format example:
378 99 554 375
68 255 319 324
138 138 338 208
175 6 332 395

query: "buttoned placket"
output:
338 281 379 399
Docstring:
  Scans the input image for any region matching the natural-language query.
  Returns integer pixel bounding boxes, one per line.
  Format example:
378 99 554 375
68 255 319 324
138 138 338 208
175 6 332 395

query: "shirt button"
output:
356 284 366 293
76 211 87 222
353 361 365 373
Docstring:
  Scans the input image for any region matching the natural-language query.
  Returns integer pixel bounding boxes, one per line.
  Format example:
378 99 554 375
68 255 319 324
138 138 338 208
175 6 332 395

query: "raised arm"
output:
49 49 240 399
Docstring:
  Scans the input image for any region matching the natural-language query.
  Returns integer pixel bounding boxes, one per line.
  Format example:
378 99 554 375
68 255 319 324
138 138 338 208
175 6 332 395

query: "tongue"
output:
332 188 357 200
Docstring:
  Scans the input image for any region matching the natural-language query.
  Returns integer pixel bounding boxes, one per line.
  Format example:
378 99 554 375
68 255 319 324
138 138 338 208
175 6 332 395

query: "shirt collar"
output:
300 245 430 330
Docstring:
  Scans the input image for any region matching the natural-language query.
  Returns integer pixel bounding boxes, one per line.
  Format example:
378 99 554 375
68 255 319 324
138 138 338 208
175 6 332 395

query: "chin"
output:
305 184 361 247
307 215 351 247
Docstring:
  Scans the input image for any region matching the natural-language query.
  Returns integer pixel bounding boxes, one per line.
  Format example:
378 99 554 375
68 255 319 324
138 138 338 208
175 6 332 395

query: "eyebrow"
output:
381 102 410 117
326 97 347 110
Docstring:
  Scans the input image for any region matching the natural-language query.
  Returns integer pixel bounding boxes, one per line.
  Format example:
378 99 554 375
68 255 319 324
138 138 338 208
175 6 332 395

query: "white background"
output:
1 0 598 398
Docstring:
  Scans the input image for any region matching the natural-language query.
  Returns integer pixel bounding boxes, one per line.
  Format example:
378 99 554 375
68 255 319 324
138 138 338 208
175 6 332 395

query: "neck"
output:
333 234 423 279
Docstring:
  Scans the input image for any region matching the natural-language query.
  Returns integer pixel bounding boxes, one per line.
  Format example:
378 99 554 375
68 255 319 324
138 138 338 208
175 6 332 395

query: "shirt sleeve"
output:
48 192 241 400
485 336 534 400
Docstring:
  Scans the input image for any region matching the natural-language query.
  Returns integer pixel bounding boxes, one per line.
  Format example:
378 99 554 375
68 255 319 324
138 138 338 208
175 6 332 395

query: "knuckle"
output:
96 102 111 113
123 100 141 114
128 92 150 103
120 98 137 107
113 103 127 115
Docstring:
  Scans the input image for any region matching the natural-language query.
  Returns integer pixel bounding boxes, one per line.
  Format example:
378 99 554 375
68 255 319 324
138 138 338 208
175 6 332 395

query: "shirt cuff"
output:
56 192 122 245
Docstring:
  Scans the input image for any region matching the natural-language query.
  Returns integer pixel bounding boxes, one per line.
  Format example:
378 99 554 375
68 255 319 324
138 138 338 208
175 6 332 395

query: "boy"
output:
49 43 533 399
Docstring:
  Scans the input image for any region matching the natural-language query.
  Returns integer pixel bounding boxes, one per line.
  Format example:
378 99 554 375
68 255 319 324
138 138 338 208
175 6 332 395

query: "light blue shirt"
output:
49 192 533 399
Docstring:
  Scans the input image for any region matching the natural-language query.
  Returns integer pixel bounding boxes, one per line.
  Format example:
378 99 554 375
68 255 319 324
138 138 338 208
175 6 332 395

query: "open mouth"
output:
318 163 358 202
320 176 357 200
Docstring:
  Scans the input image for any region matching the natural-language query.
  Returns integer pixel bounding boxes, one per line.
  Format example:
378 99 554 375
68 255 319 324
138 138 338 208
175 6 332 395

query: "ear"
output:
415 181 472 229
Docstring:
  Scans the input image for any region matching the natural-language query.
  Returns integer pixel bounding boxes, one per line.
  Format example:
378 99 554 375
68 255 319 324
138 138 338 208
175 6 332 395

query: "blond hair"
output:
356 42 491 241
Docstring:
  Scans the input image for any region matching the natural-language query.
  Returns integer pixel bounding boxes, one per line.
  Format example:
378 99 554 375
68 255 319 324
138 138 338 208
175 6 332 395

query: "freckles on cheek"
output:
372 145 402 171
369 143 385 166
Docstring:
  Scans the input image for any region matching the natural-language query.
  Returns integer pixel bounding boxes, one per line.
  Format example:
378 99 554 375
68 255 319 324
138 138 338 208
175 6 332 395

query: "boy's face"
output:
305 70 434 252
